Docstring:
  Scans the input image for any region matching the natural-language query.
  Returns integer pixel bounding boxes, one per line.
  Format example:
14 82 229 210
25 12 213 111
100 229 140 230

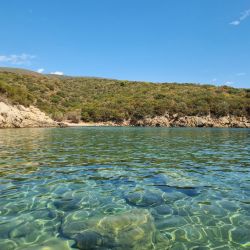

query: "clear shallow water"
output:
0 127 249 250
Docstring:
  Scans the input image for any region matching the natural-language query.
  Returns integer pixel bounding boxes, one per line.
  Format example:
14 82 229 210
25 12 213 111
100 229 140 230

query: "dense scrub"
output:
0 69 249 122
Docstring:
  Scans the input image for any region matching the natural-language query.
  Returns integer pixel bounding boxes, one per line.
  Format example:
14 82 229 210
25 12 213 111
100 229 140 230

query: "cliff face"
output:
0 102 58 128
132 114 250 128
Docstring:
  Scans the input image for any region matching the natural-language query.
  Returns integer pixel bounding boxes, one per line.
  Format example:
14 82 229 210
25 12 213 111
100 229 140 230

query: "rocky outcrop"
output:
0 102 58 128
131 114 250 128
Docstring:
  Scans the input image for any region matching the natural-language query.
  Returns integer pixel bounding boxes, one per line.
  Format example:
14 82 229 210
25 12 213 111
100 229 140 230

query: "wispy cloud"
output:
50 71 64 75
230 9 250 26
236 72 246 76
0 53 35 65
224 81 234 85
230 20 240 26
37 68 44 73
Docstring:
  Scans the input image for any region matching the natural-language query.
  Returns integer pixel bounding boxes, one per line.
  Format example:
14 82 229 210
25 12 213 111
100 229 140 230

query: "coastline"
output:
1 101 249 129
60 115 250 128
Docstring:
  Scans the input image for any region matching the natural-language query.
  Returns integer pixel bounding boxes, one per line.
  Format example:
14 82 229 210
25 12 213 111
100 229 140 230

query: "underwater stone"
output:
9 221 44 244
170 242 188 250
53 198 80 211
202 204 227 217
1 202 31 217
149 174 168 185
125 190 164 207
156 215 187 230
198 215 218 227
153 205 173 215
96 209 156 249
204 226 223 242
62 210 93 238
173 228 186 241
230 227 250 245
74 230 108 250
124 192 142 206
182 225 207 244
218 200 239 212
63 209 157 250
0 219 24 238
19 237 75 250
142 191 164 206
153 231 170 249
162 191 187 202
190 247 210 250
0 239 16 250
9 219 61 245
229 214 250 227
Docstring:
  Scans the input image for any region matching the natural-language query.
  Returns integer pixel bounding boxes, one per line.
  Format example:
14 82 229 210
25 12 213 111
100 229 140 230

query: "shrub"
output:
66 111 81 123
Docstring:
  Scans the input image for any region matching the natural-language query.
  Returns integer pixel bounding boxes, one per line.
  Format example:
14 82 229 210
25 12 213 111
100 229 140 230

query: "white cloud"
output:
212 78 217 82
37 68 44 73
230 20 240 26
50 71 64 75
0 53 35 65
230 9 250 26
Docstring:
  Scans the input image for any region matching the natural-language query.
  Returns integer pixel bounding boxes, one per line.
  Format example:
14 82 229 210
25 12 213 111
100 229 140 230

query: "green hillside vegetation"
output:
0 68 249 123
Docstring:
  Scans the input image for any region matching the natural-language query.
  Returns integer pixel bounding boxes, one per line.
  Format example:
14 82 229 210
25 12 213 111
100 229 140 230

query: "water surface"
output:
0 127 249 249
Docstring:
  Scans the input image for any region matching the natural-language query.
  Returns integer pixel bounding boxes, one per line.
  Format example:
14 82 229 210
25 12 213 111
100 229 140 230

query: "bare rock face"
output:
133 114 250 128
144 116 171 127
0 102 58 128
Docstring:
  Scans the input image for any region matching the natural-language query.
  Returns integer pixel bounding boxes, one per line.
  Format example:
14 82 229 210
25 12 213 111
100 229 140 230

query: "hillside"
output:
0 68 249 125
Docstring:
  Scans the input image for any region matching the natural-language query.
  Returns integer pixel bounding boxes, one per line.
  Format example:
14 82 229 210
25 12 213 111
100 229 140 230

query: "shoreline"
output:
60 115 250 128
0 101 249 129
1 122 250 129
59 118 250 128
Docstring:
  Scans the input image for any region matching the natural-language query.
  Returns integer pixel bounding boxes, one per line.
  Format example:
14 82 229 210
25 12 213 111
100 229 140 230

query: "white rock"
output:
0 102 57 128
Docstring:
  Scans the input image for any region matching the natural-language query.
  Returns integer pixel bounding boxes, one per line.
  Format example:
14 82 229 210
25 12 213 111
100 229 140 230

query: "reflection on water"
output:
0 127 249 249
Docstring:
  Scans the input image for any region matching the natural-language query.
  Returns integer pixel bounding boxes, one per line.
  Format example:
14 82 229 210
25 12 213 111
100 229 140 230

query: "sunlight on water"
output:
0 127 249 250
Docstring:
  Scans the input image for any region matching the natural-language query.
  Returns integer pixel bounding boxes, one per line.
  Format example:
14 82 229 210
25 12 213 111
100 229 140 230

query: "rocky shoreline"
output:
62 114 250 128
132 114 250 128
0 102 249 128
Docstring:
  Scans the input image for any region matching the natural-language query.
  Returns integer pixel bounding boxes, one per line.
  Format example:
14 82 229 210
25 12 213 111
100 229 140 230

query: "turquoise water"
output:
0 127 249 250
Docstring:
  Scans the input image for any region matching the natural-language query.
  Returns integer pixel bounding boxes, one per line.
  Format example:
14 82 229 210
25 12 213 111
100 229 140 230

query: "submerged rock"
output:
153 205 173 215
124 190 164 207
62 209 157 250
156 215 187 230
230 227 250 246
74 230 110 250
18 237 75 250
0 239 16 250
53 198 81 211
162 191 187 202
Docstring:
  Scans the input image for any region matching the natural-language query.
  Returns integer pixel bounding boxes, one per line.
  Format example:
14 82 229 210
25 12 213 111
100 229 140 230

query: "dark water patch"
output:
54 198 81 212
73 231 116 250
155 184 200 197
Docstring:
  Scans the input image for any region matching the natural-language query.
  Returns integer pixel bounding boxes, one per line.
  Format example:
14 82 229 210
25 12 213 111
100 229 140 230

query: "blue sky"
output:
0 0 249 88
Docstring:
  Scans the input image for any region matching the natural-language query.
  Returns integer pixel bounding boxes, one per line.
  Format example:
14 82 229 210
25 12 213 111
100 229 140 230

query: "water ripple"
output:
0 127 249 249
